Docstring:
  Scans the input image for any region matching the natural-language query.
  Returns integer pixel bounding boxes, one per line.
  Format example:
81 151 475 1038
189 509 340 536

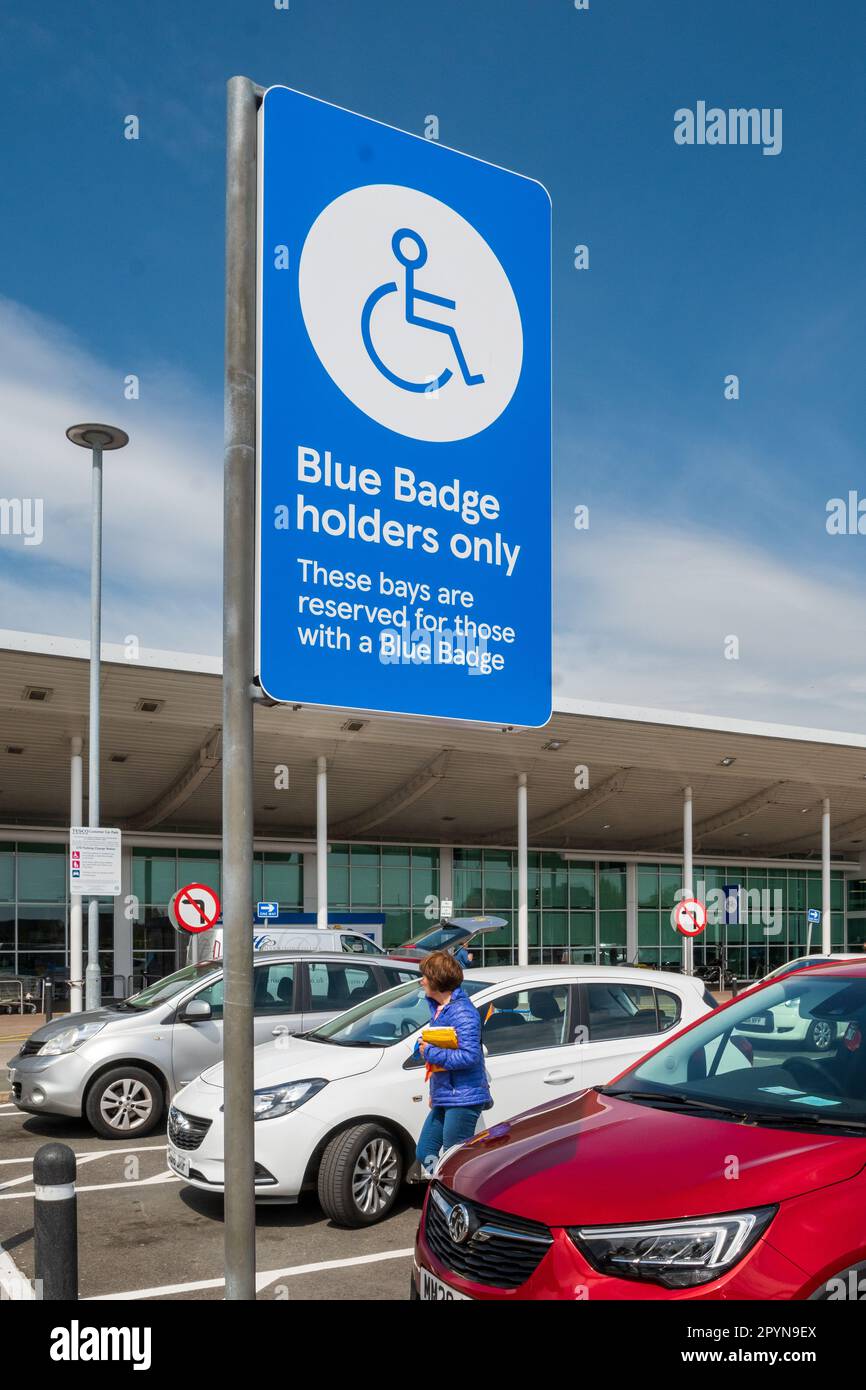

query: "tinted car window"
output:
483 985 569 1056
402 924 467 951
310 977 492 1046
656 988 683 1032
253 961 295 1014
586 982 661 1042
193 975 225 1020
307 961 379 1013
341 934 383 954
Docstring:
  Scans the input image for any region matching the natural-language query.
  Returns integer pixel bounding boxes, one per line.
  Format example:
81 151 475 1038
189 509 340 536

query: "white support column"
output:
438 845 453 918
683 785 694 975
517 773 528 966
316 757 328 930
69 737 84 1013
626 862 637 964
822 797 831 954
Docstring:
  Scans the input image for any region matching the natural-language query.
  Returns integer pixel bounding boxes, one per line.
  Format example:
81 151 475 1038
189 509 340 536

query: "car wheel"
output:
85 1067 164 1139
807 1019 836 1052
317 1123 404 1227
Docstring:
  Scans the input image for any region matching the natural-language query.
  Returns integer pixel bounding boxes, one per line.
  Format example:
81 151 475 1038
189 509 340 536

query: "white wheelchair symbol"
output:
361 228 485 394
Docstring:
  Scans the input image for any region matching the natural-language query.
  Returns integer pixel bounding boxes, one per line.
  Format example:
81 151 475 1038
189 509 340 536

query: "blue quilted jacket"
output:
422 987 492 1109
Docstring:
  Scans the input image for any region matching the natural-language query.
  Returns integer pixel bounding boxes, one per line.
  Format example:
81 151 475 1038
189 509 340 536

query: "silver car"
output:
8 952 418 1139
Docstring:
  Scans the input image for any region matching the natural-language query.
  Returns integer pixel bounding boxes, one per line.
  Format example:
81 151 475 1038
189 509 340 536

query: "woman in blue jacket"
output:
416 950 492 1175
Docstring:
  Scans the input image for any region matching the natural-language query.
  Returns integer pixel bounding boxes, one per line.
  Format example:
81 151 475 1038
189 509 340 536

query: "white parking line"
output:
0 1147 169 1192
0 1143 167 1166
88 1246 416 1300
0 1171 180 1201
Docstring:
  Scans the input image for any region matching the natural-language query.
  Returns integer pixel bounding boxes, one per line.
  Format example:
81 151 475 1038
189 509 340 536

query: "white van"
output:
188 925 386 963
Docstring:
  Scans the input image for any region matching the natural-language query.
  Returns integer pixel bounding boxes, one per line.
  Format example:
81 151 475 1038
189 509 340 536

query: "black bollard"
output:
42 978 54 1023
33 1142 78 1300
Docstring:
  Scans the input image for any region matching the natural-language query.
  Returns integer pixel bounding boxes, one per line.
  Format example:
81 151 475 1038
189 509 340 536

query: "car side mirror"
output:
182 998 213 1022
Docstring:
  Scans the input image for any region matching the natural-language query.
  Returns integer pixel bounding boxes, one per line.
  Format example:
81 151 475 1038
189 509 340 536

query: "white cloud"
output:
0 297 222 653
555 520 866 734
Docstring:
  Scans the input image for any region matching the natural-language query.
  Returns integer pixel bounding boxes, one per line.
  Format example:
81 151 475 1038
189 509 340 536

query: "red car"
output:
413 960 866 1300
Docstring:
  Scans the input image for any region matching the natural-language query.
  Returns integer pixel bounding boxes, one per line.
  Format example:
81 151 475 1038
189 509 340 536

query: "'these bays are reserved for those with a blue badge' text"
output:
272 445 523 674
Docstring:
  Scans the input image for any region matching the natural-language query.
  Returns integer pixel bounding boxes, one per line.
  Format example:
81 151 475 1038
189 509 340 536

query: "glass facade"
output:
0 839 859 991
640 863 846 980
846 876 866 950
131 847 303 979
452 848 619 965
0 841 113 988
328 843 439 948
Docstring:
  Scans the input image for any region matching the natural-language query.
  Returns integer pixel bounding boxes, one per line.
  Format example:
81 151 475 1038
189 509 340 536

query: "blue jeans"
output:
416 1105 483 1174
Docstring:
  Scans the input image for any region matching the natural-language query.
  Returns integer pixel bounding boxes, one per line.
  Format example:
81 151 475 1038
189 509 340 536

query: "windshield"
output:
309 977 492 1047
123 961 222 1010
605 973 866 1131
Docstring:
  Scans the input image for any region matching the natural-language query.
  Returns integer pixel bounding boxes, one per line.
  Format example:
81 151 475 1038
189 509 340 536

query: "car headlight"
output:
37 1022 106 1056
569 1206 776 1288
252 1078 328 1121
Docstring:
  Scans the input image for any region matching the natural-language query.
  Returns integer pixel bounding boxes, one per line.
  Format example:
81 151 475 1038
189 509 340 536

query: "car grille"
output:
168 1107 212 1151
423 1182 552 1290
18 1039 42 1058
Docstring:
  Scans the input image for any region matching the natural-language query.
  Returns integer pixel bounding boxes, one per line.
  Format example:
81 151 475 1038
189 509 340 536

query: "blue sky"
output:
1 0 864 730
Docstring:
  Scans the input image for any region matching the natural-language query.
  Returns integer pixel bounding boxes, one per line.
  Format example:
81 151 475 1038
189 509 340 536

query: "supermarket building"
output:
2 628 866 993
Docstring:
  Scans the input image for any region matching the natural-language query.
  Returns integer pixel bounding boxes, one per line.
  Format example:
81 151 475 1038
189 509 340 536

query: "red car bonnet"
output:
438 1087 866 1228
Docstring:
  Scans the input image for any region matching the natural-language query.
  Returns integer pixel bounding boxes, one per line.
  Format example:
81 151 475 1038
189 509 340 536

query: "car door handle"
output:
543 1069 575 1085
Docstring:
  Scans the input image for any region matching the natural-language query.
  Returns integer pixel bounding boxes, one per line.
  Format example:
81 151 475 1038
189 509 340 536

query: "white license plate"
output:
167 1145 190 1178
418 1268 471 1301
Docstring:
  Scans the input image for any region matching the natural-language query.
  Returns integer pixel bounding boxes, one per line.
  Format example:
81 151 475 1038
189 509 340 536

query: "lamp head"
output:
66 423 129 450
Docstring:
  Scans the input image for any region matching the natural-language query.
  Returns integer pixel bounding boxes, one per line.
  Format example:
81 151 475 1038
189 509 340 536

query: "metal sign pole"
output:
222 74 258 1301
85 444 103 1011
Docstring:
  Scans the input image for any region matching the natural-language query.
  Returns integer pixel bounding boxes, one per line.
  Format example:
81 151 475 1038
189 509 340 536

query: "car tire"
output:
409 1274 419 1300
807 1019 836 1052
317 1123 404 1227
85 1066 165 1139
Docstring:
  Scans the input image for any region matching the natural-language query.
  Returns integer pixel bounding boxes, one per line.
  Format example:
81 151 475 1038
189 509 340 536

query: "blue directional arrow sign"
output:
257 901 279 919
257 86 551 725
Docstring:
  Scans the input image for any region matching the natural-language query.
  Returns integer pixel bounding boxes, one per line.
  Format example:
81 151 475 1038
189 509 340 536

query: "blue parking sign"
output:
257 86 552 725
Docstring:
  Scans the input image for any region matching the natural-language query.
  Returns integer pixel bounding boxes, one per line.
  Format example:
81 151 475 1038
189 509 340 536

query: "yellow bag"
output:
422 1026 459 1049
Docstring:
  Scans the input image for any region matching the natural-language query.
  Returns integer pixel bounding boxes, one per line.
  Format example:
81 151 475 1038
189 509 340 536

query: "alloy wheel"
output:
99 1078 154 1131
351 1137 400 1216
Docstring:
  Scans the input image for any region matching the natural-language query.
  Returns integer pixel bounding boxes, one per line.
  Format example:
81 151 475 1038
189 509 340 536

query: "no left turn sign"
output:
170 883 221 935
674 898 707 937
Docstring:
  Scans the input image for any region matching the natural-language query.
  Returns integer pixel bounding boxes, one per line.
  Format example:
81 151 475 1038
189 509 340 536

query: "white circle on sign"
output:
297 184 524 443
674 898 707 938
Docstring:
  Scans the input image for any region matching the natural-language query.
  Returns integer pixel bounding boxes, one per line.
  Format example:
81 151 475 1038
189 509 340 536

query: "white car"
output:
169 965 715 1225
740 955 866 1052
761 953 865 984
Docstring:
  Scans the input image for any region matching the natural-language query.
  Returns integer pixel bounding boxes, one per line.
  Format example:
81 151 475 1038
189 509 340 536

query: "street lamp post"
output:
66 424 128 1010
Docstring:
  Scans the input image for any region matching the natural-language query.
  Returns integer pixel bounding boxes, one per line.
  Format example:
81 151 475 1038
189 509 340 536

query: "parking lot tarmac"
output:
0 1108 420 1301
